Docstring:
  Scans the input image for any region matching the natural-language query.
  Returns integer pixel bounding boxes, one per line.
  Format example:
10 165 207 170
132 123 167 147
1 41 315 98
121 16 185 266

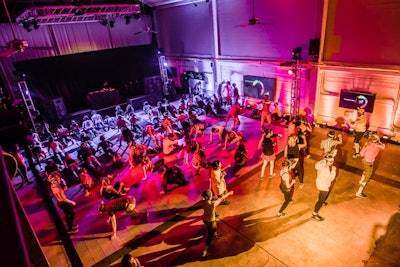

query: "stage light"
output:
33 20 39 29
101 20 108 27
125 16 131 24
288 69 294 75
22 21 32 32
292 46 302 61
133 14 141 20
109 20 115 28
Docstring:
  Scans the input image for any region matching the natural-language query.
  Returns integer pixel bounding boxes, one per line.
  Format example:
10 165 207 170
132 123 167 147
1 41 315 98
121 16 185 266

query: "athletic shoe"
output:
356 192 367 198
202 250 208 258
311 214 324 221
221 200 230 205
269 173 276 179
277 212 287 218
213 233 222 240
322 202 328 206
352 153 360 159
68 228 79 234
289 199 294 204
260 176 264 180
299 183 304 189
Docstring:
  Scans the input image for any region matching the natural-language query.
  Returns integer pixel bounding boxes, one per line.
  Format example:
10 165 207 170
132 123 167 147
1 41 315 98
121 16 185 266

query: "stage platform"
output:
13 108 400 267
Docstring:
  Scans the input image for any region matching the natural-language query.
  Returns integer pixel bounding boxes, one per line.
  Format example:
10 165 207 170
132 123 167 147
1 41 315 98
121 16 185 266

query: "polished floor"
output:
15 108 400 267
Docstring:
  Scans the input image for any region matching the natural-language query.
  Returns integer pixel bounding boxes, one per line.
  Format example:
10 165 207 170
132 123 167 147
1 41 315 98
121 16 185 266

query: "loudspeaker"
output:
144 76 162 95
52 97 68 119
308 38 320 56
42 97 67 121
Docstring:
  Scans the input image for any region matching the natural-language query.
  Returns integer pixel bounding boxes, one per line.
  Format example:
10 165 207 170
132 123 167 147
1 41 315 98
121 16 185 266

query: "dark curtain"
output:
13 45 160 113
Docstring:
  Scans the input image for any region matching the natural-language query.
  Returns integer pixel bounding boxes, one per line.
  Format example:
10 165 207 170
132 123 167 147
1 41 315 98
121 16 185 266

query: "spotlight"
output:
109 20 115 28
101 20 108 27
125 16 131 25
292 47 302 55
133 14 141 20
288 69 294 75
22 21 32 32
292 46 302 61
33 20 39 30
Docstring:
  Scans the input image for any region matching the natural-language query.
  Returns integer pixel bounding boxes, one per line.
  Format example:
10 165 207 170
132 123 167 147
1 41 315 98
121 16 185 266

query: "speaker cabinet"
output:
144 76 162 95
308 38 320 56
42 97 67 121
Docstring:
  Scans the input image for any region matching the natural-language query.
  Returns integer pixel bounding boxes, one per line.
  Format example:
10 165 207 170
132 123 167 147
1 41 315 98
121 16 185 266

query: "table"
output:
87 88 120 109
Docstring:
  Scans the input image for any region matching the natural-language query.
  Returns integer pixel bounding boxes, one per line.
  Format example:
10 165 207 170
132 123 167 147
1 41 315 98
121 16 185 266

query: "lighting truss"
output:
16 4 140 25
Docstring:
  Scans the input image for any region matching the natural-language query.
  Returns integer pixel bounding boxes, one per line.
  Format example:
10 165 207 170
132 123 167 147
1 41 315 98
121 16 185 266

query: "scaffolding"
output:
289 59 302 120
158 55 169 97
16 4 140 25
17 81 38 133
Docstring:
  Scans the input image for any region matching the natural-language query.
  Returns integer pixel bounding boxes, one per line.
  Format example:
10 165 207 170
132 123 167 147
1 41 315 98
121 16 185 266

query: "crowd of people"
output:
8 84 388 264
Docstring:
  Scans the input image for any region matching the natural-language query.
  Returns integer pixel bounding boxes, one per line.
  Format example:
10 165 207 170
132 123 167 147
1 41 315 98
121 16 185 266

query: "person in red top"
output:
258 93 272 129
224 102 243 130
98 196 137 240
355 134 385 198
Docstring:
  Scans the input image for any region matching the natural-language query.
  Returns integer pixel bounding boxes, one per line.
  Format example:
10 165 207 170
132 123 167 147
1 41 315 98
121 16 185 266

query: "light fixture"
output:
22 21 32 32
292 46 302 61
133 14 141 20
109 20 115 28
33 20 39 29
125 16 131 24
101 20 108 27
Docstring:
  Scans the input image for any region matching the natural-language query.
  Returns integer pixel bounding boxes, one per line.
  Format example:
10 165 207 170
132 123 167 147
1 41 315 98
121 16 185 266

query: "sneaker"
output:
277 212 287 217
260 176 264 180
110 235 117 240
352 153 360 159
84 191 90 197
322 202 328 206
311 214 324 221
67 228 79 234
221 200 230 205
269 173 276 179
142 177 147 181
356 192 367 198
289 199 294 204
306 155 311 159
202 250 208 258
299 183 304 189
213 233 222 240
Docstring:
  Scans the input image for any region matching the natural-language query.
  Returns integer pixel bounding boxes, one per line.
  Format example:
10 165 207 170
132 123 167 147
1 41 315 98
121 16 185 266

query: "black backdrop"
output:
13 45 160 113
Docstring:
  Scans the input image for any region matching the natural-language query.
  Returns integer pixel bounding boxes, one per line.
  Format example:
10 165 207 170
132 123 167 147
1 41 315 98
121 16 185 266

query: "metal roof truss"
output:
16 4 141 25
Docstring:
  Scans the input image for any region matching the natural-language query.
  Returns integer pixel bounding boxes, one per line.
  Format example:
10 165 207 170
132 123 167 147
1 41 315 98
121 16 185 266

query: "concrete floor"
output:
15 109 400 267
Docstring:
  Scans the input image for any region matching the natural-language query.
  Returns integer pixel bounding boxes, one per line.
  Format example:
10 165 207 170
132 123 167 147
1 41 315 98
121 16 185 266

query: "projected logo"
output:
356 95 368 109
252 80 264 95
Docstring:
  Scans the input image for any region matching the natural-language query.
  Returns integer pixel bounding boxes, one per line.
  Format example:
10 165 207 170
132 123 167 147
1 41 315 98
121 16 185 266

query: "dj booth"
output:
87 88 120 109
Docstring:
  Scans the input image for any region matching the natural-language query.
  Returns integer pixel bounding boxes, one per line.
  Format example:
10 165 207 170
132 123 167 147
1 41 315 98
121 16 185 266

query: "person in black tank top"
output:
277 159 298 217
